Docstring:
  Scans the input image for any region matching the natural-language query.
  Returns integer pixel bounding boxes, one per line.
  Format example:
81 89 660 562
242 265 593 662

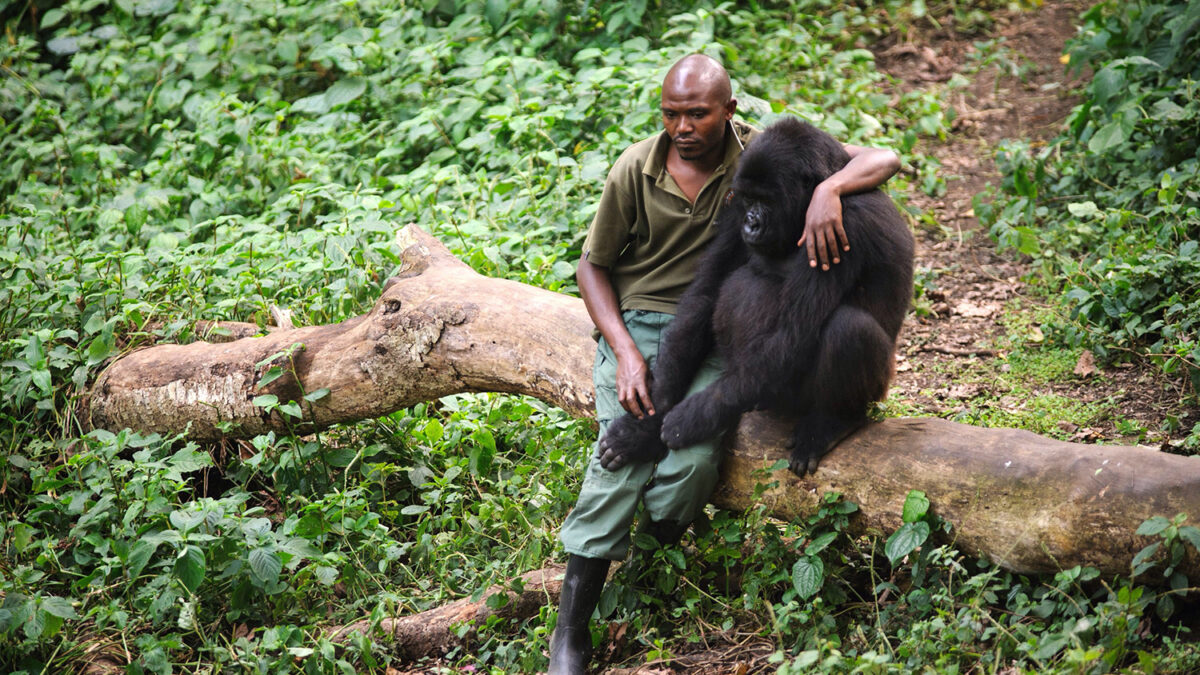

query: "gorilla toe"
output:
596 415 666 470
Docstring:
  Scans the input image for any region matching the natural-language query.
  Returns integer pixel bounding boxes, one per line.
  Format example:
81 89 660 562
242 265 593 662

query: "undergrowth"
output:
2 0 1199 672
978 0 1200 450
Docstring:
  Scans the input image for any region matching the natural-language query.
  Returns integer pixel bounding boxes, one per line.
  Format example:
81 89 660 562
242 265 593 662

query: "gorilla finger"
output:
598 448 624 470
805 454 822 475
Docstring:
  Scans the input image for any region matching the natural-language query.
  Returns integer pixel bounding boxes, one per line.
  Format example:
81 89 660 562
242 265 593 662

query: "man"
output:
548 54 900 674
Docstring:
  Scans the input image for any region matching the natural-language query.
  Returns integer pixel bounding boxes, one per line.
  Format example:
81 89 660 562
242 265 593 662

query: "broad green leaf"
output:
252 394 278 408
257 366 284 389
1177 526 1200 552
325 78 366 109
292 94 330 115
1066 201 1101 218
1090 66 1125 109
315 566 339 586
804 531 838 556
1136 516 1171 536
423 419 444 442
277 401 303 418
40 596 77 620
249 548 282 586
174 546 206 594
791 556 824 600
1151 98 1188 121
127 539 158 579
124 203 148 235
87 337 114 366
31 369 52 394
169 510 205 533
41 8 67 28
901 490 930 523
1088 116 1134 154
303 388 330 402
885 521 930 564
484 0 508 30
1130 541 1160 570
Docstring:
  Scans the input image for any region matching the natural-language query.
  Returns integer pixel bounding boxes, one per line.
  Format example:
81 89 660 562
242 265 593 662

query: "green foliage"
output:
6 0 1198 672
979 0 1200 425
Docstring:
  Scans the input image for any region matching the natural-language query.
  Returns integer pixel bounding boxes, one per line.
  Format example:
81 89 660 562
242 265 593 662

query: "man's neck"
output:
665 142 724 203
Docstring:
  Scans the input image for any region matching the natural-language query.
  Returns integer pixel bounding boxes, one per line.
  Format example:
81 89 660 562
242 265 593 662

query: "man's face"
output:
660 83 735 162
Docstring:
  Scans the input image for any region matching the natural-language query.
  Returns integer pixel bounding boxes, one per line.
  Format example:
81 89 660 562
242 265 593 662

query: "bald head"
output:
659 55 736 164
663 54 732 105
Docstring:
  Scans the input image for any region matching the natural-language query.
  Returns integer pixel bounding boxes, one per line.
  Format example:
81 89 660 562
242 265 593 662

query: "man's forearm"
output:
824 145 901 197
577 256 637 357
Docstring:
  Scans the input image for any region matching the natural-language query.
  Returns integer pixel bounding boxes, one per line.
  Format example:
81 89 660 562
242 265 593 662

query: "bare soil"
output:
876 0 1197 449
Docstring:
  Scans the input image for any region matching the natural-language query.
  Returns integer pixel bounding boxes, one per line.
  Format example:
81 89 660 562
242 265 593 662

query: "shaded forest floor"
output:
878 0 1198 450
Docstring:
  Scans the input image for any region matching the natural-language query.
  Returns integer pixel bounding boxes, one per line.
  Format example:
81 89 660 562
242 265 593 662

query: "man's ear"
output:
725 98 737 120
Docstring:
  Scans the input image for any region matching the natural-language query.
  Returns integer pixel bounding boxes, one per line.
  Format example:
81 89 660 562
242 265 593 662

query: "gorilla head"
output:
729 119 851 258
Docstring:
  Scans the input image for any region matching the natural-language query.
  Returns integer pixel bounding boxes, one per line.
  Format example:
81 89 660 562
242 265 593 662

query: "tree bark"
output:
88 225 596 439
326 564 566 660
88 224 1200 577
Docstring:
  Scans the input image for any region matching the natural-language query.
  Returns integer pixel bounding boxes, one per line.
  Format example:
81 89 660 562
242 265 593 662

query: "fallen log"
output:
326 564 566 660
88 224 1200 577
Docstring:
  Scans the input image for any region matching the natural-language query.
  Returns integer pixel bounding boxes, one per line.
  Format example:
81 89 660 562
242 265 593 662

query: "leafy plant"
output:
979 0 1200 421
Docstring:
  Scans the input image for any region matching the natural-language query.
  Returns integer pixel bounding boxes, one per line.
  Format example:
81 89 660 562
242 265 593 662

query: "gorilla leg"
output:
788 305 894 476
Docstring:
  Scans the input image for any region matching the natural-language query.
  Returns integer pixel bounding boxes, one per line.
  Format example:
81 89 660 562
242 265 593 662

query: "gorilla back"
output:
597 117 914 476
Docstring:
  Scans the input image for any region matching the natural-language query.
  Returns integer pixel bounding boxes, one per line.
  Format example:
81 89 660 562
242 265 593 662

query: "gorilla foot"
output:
660 395 723 449
597 414 666 470
786 414 868 477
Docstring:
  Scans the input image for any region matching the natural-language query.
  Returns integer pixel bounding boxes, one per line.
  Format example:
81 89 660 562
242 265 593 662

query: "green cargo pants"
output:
559 310 724 561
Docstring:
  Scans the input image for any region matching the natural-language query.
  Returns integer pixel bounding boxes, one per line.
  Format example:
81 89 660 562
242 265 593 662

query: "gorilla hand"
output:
597 414 667 470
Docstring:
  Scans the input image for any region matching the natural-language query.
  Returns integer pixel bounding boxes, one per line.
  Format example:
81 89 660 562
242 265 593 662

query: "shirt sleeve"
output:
581 160 638 268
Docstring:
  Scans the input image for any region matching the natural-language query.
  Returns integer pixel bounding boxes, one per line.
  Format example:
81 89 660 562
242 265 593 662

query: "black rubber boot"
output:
548 555 611 675
641 519 688 548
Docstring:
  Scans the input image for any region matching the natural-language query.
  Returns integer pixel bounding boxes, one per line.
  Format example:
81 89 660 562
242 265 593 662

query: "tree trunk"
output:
88 225 1200 577
326 564 566 660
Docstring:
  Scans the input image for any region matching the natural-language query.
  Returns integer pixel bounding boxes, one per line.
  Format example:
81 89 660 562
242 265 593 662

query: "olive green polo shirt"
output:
582 119 758 314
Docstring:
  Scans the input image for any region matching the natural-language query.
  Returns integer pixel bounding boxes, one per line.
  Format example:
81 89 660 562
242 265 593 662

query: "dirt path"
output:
875 0 1197 450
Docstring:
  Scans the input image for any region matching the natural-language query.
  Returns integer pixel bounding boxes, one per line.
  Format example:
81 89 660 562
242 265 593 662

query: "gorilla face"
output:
733 185 804 258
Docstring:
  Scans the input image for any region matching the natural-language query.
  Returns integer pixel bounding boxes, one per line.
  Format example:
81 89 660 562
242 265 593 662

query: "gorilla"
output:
597 117 914 476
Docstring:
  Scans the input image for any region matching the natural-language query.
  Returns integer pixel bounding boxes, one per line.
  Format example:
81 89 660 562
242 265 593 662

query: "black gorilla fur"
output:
597 117 914 476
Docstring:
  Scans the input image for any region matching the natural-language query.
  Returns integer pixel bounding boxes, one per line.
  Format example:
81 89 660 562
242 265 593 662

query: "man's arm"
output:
577 255 654 419
800 144 901 270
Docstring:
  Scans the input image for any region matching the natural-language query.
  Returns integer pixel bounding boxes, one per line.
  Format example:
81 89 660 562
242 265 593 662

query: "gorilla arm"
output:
801 144 901 271
660 256 866 449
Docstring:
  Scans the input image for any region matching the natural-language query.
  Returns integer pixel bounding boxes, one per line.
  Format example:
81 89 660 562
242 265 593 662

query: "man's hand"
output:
798 182 848 271
798 143 900 271
614 346 654 419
